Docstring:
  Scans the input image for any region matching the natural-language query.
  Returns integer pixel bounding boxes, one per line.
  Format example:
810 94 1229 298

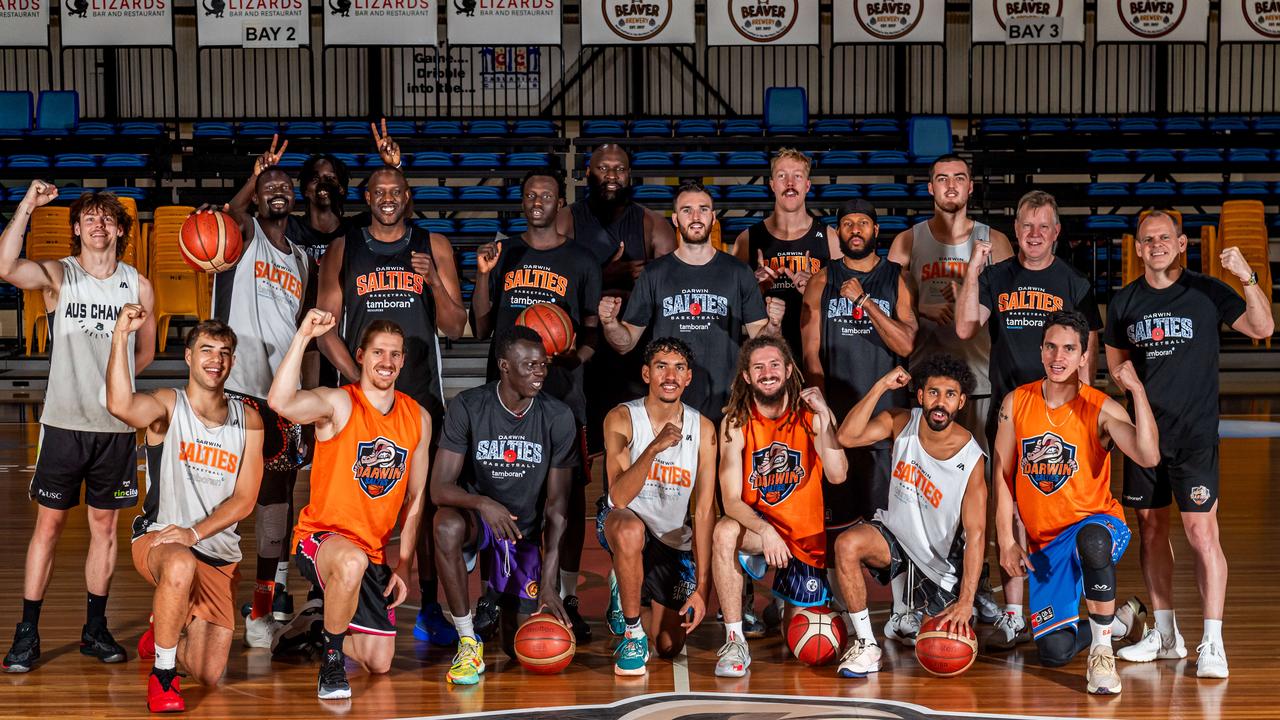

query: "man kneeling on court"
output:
599 337 717 675
107 308 264 712
268 310 431 700
832 355 987 678
431 326 576 685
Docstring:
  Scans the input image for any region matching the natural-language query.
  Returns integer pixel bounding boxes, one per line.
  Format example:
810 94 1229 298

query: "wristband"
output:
189 526 201 544
1244 272 1258 287
854 292 868 308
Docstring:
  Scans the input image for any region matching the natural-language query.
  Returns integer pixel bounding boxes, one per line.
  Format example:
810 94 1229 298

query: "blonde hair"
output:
769 147 811 177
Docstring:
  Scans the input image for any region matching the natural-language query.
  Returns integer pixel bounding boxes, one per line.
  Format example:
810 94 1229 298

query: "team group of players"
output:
0 126 1272 711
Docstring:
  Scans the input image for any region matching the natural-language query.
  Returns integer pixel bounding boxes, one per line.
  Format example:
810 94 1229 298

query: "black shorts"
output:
824 446 892 530
227 392 302 473
295 531 396 636
596 503 696 612
30 425 138 510
863 520 959 617
1123 444 1219 513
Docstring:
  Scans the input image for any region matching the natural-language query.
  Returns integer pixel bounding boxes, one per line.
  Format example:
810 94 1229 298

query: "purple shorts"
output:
467 518 542 614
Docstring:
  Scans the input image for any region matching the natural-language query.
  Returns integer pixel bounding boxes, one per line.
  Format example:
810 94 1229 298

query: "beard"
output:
751 382 786 406
935 196 966 214
679 223 710 244
925 405 955 432
841 235 877 260
310 180 343 210
587 174 634 213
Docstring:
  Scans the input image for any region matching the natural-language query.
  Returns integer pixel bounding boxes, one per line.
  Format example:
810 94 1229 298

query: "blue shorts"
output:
1027 514 1131 640
738 552 828 608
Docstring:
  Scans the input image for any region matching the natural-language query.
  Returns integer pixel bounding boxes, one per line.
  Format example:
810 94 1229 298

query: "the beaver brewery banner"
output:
1096 0 1209 42
327 0 437 45
1222 0 1280 41
708 0 819 45
832 1 945 44
61 0 173 46
448 0 558 45
0 0 49 46
196 0 310 47
581 1 696 45
972 1 1085 43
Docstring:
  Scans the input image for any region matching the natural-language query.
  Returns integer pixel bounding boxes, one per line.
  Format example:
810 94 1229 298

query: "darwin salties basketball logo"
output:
763 250 821 292
728 0 799 42
661 289 730 333
748 441 806 506
1118 0 1189 38
1125 312 1193 358
853 0 926 40
502 263 570 311
1020 432 1079 496
996 287 1064 332
604 0 672 40
352 436 408 499
827 295 892 335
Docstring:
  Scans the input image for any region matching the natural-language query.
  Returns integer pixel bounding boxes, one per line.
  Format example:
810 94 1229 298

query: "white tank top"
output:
909 220 992 395
875 408 985 590
41 257 139 433
139 389 248 564
215 218 308 399
611 399 702 551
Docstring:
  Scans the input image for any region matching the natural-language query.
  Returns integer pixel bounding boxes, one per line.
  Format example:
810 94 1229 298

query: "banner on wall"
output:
196 0 309 47
448 0 557 45
326 0 436 46
972 1 1085 43
1096 0 1209 42
580 0 695 45
1221 1 1280 41
832 1 945 44
0 0 49 47
707 0 819 45
61 0 172 46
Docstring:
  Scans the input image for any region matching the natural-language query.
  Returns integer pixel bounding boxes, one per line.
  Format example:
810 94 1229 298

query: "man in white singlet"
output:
0 181 156 673
597 337 717 676
106 309 264 712
831 355 987 678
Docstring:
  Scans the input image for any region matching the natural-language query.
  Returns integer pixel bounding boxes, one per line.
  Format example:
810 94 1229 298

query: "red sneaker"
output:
138 627 156 661
147 667 184 713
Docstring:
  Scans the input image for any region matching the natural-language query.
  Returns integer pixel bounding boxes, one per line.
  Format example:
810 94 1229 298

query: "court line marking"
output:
672 643 689 693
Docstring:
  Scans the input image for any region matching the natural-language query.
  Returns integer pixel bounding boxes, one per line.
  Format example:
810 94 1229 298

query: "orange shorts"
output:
131 533 240 631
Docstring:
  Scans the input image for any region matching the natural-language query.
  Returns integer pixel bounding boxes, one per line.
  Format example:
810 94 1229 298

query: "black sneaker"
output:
81 621 127 663
272 585 295 622
742 611 766 639
564 595 592 643
3 622 40 673
474 592 501 641
272 598 323 657
317 648 351 700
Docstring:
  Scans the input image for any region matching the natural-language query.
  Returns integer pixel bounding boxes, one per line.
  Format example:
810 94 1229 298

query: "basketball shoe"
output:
564 595 592 643
1113 596 1148 643
884 611 921 646
414 602 458 646
1116 626 1187 662
1196 640 1229 679
837 638 881 677
605 571 625 636
447 636 485 685
987 611 1030 650
1086 645 1122 695
613 633 649 676
147 667 184 713
317 647 351 700
81 620 127 663
714 634 751 677
2 622 39 673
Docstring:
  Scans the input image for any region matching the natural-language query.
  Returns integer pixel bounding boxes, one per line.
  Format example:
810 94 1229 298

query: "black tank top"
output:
747 217 830 354
820 258 906 447
340 226 445 421
570 200 647 273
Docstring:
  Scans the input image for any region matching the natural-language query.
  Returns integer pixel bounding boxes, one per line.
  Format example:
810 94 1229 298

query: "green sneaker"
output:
447 637 485 685
606 571 625 636
614 633 649 676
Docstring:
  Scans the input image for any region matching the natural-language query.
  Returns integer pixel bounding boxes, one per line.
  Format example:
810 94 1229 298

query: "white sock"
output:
559 570 579 599
274 562 290 587
625 618 645 638
1154 609 1177 638
1090 618 1113 650
1005 603 1023 617
725 621 743 642
1111 615 1129 637
154 644 177 671
1202 619 1223 645
890 574 909 614
847 609 875 644
450 612 476 641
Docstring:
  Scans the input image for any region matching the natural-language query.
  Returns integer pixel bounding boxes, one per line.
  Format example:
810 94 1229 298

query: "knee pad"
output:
1077 524 1117 602
1036 627 1081 668
255 503 289 558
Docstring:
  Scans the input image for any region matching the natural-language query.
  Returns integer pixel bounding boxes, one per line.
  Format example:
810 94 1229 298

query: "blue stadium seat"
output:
720 217 758 234
1084 215 1130 231
1210 115 1250 132
414 218 456 234
346 186 362 201
460 219 503 233
1087 149 1130 163
1180 149 1223 163
764 87 808 134
678 152 720 168
1228 148 1269 163
458 153 502 168
382 121 417 136
102 153 147 168
362 153 390 167
1134 182 1176 196
721 119 764 136
333 152 361 168
104 186 146 200
725 185 769 200
1134 149 1176 164
908 116 953 163
819 215 837 227
867 151 909 165
1255 116 1280 131
293 188 304 202
1180 182 1222 196
675 119 718 137
505 152 550 167
818 184 861 199
818 150 862 166
412 186 455 201
329 121 370 137
238 122 279 137
466 120 509 136
53 154 96 168
513 120 556 137
912 182 930 197
725 151 767 168
285 121 324 137
7 154 50 168
505 185 523 200
979 118 1024 134
811 119 855 135
413 152 454 168
1027 117 1069 133
633 185 675 201
119 121 163 136
1181 214 1217 233
582 119 625 137
1087 182 1130 197
1163 116 1204 132
458 186 502 201
6 188 27 201
1226 181 1270 196
74 122 115 136
1072 117 1114 133
630 119 672 137
56 185 86 199
193 122 234 138
506 218 528 233
913 215 933 226
859 118 899 133
877 216 909 233
1117 117 1160 133
702 185 724 199
0 91 33 136
277 153 308 168
31 91 78 135
867 183 909 198
632 151 674 168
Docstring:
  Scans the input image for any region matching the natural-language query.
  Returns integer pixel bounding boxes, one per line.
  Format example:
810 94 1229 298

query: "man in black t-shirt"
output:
1107 211 1274 680
431 326 577 684
600 182 784 424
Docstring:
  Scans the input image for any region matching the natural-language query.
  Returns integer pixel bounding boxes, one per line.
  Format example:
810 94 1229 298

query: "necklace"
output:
1041 380 1079 429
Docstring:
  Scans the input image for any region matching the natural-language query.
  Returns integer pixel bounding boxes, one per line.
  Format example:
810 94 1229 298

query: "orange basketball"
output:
179 211 243 273
915 616 978 677
786 606 847 666
513 613 575 674
515 303 575 356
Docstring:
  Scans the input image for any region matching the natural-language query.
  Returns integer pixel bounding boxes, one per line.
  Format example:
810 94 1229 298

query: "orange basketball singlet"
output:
294 385 422 563
1010 380 1122 551
740 405 826 567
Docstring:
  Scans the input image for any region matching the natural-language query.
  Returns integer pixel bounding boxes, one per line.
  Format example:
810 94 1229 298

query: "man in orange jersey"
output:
993 311 1160 695
711 335 847 677
268 310 432 701
107 309 263 712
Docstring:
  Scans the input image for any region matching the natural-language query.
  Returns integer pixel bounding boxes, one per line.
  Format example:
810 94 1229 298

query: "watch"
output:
1244 272 1258 287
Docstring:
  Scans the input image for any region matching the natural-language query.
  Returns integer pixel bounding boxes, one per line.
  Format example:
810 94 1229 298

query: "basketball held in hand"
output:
179 211 243 273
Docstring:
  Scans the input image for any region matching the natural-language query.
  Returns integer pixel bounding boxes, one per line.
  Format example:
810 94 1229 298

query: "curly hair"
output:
911 353 975 397
643 336 694 367
722 334 810 435
68 191 131 259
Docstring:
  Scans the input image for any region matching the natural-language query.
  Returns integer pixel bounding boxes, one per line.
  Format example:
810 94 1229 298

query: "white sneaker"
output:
974 589 1001 625
1195 641 1229 679
883 611 921 646
714 635 751 677
1113 596 1148 644
244 613 282 649
987 611 1029 650
837 638 881 677
1116 627 1187 662
1086 645 1123 695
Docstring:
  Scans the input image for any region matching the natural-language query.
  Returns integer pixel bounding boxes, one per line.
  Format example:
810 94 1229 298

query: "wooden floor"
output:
0 398 1277 719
